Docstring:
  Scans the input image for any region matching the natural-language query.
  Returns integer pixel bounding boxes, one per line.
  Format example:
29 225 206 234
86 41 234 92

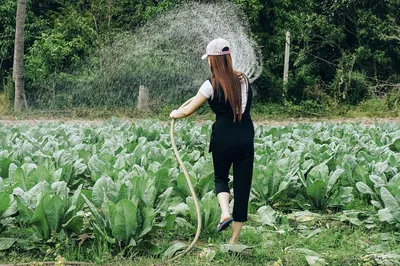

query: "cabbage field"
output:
0 119 400 265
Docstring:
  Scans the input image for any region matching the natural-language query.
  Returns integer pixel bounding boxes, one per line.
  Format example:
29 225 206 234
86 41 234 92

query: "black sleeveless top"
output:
207 75 254 153
207 76 253 122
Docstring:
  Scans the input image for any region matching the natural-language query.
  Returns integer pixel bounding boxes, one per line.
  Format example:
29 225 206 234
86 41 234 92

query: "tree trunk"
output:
13 0 28 111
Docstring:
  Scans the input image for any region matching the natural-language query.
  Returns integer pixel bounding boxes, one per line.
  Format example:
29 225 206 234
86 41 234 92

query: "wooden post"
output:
137 85 149 110
283 31 291 97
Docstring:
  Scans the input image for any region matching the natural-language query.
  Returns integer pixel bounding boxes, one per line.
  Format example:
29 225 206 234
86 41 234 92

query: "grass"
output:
0 93 399 122
1 213 399 265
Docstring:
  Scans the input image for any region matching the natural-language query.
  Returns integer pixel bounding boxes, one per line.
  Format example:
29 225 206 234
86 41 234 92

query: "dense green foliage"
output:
252 0 400 105
0 0 399 109
0 119 400 263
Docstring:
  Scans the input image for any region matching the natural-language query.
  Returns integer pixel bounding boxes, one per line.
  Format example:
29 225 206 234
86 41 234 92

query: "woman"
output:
170 38 254 245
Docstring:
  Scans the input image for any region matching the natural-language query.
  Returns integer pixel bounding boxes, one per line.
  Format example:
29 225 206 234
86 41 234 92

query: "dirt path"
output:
0 119 107 126
1 117 400 126
254 117 400 126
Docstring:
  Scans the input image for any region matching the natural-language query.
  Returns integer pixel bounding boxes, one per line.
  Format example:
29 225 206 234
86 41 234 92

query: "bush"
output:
286 64 320 103
287 100 327 117
2 74 14 110
303 82 334 106
331 71 371 105
252 102 288 117
0 77 12 114
253 67 284 103
0 93 10 114
357 98 389 114
386 87 400 110
346 72 371 105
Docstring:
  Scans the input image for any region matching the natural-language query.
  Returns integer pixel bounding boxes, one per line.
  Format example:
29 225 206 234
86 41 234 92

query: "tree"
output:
13 0 28 111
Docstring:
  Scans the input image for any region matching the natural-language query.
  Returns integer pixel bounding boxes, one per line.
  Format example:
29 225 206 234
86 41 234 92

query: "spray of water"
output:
127 1 263 83
38 1 262 108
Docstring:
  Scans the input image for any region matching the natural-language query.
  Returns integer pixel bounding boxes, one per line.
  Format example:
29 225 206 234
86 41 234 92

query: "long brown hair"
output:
209 53 244 122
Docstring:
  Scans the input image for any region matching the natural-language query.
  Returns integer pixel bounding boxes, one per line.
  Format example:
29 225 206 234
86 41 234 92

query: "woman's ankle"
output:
220 212 231 220
229 238 238 244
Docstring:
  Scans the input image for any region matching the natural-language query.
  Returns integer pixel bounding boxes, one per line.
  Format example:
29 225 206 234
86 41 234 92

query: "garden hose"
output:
168 97 202 262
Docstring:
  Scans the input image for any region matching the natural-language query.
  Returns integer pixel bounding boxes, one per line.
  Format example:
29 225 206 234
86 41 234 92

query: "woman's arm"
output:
170 91 207 119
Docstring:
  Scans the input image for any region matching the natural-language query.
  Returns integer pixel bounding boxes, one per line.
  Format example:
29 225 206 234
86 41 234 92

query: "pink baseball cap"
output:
201 38 231 60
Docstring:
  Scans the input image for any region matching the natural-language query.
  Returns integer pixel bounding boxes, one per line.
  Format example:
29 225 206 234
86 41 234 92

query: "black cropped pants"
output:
210 119 254 222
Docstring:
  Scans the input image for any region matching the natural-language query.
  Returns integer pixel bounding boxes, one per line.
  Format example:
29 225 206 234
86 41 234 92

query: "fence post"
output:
137 85 149 110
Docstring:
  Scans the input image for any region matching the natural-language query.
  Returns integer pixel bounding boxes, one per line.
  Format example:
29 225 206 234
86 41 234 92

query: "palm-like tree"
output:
13 0 28 111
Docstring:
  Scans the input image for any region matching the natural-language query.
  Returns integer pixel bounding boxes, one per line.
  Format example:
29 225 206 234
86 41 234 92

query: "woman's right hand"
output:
170 109 179 119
